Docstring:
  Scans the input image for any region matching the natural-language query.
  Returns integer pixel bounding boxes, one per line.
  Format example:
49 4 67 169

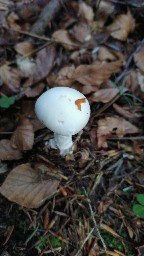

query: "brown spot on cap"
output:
75 98 86 111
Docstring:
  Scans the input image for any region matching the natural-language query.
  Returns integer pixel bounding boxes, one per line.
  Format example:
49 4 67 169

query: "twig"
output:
83 188 107 254
30 0 68 35
74 227 95 256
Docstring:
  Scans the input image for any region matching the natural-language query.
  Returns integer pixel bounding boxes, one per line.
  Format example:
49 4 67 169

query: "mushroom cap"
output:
35 87 90 136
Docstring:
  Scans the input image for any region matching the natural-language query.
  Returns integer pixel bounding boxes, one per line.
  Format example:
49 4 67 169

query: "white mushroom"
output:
35 87 90 156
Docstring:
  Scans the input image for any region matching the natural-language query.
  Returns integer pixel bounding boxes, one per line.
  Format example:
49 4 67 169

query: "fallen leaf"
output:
71 23 91 43
96 0 115 27
134 47 144 73
79 2 94 24
108 10 135 41
0 163 60 208
90 88 127 103
21 45 56 86
10 118 34 151
21 100 45 131
97 116 140 147
14 41 34 56
47 65 75 87
23 82 45 97
0 64 21 93
52 30 78 50
0 139 22 160
73 60 123 86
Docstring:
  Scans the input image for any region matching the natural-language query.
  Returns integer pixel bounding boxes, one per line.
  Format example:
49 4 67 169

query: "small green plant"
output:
132 194 144 218
35 235 61 253
49 235 61 248
35 236 48 253
0 94 15 108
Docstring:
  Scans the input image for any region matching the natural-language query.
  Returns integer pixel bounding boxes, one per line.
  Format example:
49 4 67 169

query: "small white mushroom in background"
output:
35 87 90 156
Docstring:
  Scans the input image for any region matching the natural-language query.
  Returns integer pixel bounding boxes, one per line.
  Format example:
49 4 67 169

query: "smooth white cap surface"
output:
35 87 90 136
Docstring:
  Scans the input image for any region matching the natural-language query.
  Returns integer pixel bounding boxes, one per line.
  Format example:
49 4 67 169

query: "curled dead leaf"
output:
79 2 94 24
52 30 78 50
108 10 135 41
0 163 60 208
134 47 144 73
90 88 127 103
0 139 22 160
10 118 34 151
47 66 75 87
0 64 21 93
73 60 123 86
15 41 34 56
97 116 140 148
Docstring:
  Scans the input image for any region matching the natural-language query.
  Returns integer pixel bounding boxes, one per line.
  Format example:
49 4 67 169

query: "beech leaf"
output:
0 164 60 209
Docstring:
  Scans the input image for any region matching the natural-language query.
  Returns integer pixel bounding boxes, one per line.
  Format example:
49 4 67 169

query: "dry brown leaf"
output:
7 12 21 31
14 41 34 56
71 23 91 43
0 64 21 93
97 116 140 148
47 66 75 87
108 10 135 41
0 139 22 160
21 100 45 131
52 30 78 50
10 118 34 151
98 46 125 63
100 223 120 237
79 2 94 24
0 163 60 208
134 47 144 73
90 88 127 103
20 45 56 87
73 60 123 86
95 0 114 27
23 82 45 97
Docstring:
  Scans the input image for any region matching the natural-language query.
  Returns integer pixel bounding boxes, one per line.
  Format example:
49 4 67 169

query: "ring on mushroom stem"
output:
35 87 90 156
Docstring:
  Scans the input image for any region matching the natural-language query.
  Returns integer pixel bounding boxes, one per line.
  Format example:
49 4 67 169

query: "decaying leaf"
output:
79 2 94 24
73 60 123 86
71 23 91 43
0 163 60 208
52 30 78 50
10 118 34 151
0 139 22 160
15 41 34 56
47 65 75 87
0 64 21 93
134 47 144 73
97 116 140 147
108 10 135 41
90 88 127 103
96 0 115 27
23 82 45 97
20 45 56 86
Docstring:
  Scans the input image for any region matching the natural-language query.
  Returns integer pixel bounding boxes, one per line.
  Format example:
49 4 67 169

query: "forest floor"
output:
0 0 144 255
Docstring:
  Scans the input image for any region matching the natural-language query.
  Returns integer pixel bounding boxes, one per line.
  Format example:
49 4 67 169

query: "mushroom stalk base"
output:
49 133 73 156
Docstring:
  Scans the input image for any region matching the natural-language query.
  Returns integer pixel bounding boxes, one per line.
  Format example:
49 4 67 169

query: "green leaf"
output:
49 236 61 248
132 204 144 218
0 95 15 109
136 194 144 206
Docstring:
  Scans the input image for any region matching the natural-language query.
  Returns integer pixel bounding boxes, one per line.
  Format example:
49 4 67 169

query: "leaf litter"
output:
0 0 144 255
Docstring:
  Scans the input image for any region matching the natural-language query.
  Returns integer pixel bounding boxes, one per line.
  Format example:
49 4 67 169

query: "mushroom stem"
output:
49 133 73 156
